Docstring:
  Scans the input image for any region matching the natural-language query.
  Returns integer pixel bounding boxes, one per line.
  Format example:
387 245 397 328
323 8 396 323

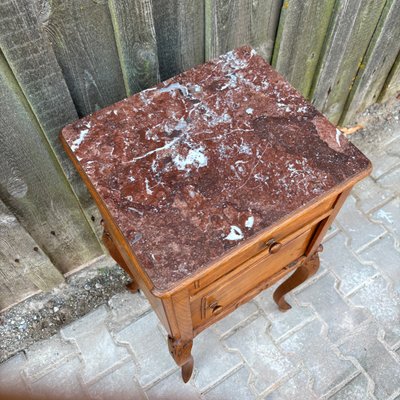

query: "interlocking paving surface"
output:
1 101 399 399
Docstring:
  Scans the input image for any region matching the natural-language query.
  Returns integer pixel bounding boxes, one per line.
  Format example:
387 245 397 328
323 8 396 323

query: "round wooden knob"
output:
211 305 223 314
209 301 223 315
269 241 282 254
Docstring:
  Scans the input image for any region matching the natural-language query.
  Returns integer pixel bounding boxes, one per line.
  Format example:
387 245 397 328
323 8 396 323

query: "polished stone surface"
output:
61 46 371 291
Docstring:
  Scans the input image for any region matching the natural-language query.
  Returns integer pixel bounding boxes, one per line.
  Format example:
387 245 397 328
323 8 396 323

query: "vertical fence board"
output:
0 0 92 207
272 0 335 98
152 0 205 80
108 0 160 96
0 200 64 310
45 0 126 116
0 53 103 275
379 50 400 104
205 0 282 61
311 0 386 124
342 0 400 124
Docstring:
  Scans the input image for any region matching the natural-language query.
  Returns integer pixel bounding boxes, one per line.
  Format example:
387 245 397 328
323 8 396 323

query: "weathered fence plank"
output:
379 50 400 104
108 0 160 95
205 0 282 61
152 0 205 80
341 0 400 124
272 0 335 98
0 53 103 275
0 0 91 207
45 0 126 116
0 200 64 311
311 0 387 123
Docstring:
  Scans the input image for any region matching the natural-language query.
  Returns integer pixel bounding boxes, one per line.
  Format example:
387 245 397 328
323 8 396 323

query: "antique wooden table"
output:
61 46 371 382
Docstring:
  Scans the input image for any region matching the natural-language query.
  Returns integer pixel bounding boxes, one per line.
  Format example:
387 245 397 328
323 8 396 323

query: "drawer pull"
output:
268 240 282 254
209 301 223 315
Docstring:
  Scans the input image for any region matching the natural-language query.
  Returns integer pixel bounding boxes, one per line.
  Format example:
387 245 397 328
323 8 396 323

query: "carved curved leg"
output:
273 245 323 312
168 336 194 383
102 229 138 292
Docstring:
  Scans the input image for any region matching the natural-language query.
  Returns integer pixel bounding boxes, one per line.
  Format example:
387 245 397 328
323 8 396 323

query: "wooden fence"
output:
1 0 399 310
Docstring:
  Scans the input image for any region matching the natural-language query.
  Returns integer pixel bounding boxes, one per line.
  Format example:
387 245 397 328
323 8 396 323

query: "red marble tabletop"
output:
61 46 371 292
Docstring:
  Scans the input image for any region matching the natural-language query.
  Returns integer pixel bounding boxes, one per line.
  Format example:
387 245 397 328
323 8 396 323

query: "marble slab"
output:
61 46 371 291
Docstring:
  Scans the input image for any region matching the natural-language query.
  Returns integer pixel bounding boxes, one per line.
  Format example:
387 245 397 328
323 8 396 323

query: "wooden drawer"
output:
190 225 316 330
191 194 336 294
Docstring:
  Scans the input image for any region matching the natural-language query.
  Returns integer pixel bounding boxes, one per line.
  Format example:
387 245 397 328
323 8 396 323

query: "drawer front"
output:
191 194 336 293
190 226 316 329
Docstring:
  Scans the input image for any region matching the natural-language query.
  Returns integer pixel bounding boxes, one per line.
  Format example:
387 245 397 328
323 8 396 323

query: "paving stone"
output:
359 234 400 288
378 167 400 194
349 275 400 347
192 329 243 391
335 196 386 252
371 197 400 238
364 148 400 179
339 322 400 400
263 370 316 400
61 306 131 384
203 366 255 400
146 370 201 400
0 352 29 396
24 335 79 381
328 373 373 400
212 301 259 337
323 221 340 242
87 362 146 400
224 316 293 394
352 177 394 213
321 232 377 295
107 290 151 332
295 273 369 342
115 312 176 387
30 358 88 399
279 319 356 397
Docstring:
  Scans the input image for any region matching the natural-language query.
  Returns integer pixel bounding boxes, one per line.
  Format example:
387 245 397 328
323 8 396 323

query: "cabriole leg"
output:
273 245 323 312
168 336 194 383
102 229 138 292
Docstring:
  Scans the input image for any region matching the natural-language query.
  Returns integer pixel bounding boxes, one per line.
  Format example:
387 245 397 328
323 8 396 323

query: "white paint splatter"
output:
145 178 153 195
71 129 89 151
128 207 143 216
246 108 254 114
173 147 208 171
224 225 244 241
336 129 342 146
376 209 393 224
245 216 254 229
159 82 189 97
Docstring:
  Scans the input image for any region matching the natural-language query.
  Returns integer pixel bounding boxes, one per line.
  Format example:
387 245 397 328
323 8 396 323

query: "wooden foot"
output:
273 245 323 312
102 228 139 292
168 336 194 383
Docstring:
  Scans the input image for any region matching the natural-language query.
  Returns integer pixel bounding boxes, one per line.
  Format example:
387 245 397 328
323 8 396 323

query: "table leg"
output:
273 245 322 312
168 336 194 383
102 229 139 292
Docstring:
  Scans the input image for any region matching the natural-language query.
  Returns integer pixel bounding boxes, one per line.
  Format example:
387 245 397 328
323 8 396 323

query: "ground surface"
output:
1 99 399 399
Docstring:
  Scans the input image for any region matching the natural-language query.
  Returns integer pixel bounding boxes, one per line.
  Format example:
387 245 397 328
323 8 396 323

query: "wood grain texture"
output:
379 50 400 103
206 0 282 61
152 0 205 80
311 0 387 123
0 0 92 206
341 0 400 124
45 0 126 116
272 0 336 97
0 200 64 311
108 0 160 96
0 53 103 275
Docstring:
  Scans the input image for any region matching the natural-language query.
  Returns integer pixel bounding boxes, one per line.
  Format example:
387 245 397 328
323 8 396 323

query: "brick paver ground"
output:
1 118 399 399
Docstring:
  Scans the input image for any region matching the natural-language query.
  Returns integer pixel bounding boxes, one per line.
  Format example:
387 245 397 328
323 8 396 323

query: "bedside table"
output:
60 46 371 382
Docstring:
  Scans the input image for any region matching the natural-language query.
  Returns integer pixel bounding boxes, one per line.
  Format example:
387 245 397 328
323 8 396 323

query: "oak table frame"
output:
60 47 371 382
